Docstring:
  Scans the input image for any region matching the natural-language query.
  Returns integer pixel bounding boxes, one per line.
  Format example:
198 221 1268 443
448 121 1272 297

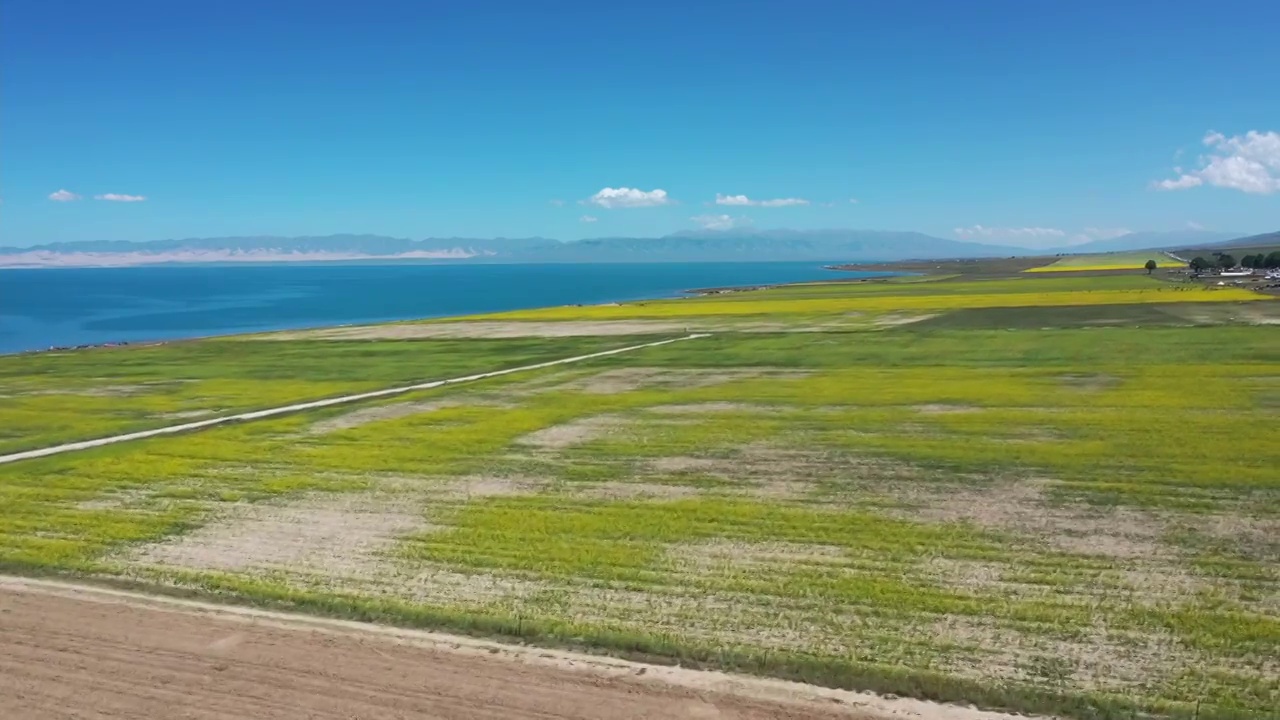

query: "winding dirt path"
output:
0 334 708 466
0 576 1031 720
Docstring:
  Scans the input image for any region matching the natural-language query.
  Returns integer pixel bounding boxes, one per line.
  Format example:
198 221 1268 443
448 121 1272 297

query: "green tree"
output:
1189 256 1211 272
1218 253 1237 269
1144 259 1157 274
1266 251 1280 268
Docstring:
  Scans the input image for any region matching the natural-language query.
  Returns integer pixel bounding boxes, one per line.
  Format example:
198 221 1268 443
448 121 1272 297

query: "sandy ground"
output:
0 577 1036 720
269 320 690 340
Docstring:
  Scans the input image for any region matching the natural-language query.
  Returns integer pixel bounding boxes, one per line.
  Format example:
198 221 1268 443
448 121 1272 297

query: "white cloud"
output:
549 199 565 207
586 187 671 208
579 215 598 223
1156 174 1204 191
95 193 146 202
1186 220 1205 230
1154 130 1280 194
714 193 809 207
48 189 81 202
849 198 860 204
691 214 751 231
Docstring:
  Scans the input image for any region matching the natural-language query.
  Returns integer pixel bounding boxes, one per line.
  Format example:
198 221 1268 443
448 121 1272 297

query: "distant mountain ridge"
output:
1176 230 1280 251
0 230 1023 268
0 234 556 257
506 230 1026 263
1046 230 1239 254
1 228 1270 268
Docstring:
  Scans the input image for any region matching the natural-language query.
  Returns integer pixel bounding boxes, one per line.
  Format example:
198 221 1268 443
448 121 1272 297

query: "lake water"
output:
0 262 882 354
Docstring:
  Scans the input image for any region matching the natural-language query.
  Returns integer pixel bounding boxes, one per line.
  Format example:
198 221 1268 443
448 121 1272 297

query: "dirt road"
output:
0 577 1027 720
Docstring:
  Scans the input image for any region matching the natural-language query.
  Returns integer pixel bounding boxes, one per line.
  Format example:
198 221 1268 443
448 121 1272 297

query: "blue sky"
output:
2 0 1278 248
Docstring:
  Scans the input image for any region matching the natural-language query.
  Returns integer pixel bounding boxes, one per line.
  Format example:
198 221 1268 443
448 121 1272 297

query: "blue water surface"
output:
0 262 882 354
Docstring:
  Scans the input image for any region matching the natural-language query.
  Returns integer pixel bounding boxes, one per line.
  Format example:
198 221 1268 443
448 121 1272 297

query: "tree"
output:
1144 259 1157 274
1241 254 1259 269
1218 254 1237 269
1266 251 1280 269
1189 256 1211 272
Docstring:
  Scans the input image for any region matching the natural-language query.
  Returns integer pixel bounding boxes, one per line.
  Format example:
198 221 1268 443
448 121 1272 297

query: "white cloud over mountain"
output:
953 225 1132 248
1078 227 1129 240
953 225 1066 240
690 214 751 230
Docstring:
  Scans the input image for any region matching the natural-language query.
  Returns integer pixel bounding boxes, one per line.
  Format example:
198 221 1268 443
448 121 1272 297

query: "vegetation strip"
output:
0 333 708 465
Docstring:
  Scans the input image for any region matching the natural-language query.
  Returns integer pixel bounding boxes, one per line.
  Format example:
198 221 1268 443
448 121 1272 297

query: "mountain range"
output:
0 229 1252 268
1180 230 1280 252
1058 230 1240 254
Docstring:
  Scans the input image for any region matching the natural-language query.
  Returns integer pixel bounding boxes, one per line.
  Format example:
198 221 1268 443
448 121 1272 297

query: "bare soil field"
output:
0 577 1024 720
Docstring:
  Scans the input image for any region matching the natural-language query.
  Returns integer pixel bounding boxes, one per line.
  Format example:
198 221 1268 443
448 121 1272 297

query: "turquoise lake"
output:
0 262 884 354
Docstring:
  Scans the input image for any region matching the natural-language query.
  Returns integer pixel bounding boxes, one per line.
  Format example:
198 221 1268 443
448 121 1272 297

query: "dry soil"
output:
0 577 1037 720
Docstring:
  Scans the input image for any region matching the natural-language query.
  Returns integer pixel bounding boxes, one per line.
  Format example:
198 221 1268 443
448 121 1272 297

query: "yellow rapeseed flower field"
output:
1026 252 1186 273
482 285 1262 320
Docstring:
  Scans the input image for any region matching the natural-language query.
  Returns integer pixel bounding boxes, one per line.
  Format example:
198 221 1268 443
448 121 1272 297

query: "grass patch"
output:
0 335 660 453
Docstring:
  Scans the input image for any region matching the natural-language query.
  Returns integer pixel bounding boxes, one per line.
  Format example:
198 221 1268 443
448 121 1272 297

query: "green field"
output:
0 336 642 454
1 272 1277 719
